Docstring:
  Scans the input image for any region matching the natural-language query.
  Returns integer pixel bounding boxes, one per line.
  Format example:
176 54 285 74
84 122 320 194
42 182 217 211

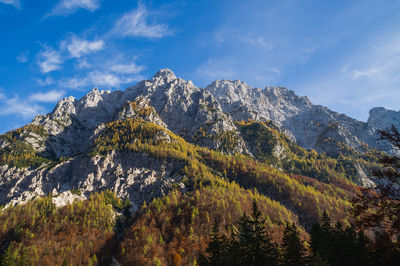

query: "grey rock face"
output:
206 79 399 156
0 151 185 209
25 69 246 159
1 68 399 207
368 107 400 131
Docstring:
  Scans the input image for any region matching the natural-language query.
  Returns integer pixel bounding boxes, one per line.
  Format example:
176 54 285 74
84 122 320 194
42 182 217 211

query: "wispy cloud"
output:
16 50 29 63
0 94 44 118
113 2 172 38
300 30 400 120
211 28 273 50
48 0 100 17
196 58 237 82
36 77 55 86
111 62 144 74
195 58 281 87
62 35 105 58
88 71 130 87
265 67 281 75
77 59 91 69
0 89 66 119
37 47 63 73
33 32 146 92
36 35 105 73
0 0 20 9
29 90 65 102
351 67 383 79
60 70 144 89
244 36 272 49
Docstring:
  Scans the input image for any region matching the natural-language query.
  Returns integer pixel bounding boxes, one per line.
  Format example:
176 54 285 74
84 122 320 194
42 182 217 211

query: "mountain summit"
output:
0 69 398 208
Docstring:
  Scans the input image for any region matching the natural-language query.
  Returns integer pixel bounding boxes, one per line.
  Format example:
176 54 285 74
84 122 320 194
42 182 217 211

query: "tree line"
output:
201 201 399 266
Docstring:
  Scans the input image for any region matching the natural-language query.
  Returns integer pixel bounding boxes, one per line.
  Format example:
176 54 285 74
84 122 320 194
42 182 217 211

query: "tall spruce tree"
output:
311 212 372 266
236 200 279 266
310 210 332 262
201 223 229 266
202 200 279 266
281 222 306 266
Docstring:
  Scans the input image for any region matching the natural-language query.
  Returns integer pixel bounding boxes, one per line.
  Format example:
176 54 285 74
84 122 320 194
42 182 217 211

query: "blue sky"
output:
0 0 399 133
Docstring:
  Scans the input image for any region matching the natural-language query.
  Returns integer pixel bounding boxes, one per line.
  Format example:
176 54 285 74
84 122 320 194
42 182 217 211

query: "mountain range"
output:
1 69 400 264
1 69 399 208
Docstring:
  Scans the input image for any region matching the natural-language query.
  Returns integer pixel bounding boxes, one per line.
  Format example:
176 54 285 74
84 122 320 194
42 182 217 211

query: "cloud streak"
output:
0 0 20 9
299 30 400 121
36 35 105 73
113 2 172 38
29 90 65 102
48 0 100 17
17 50 29 63
37 47 63 73
0 94 45 118
195 58 237 82
111 62 144 74
60 70 144 89
0 89 67 120
62 35 105 58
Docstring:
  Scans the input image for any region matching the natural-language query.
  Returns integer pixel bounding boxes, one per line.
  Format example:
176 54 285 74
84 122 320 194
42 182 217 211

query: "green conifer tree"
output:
202 223 229 266
281 222 306 266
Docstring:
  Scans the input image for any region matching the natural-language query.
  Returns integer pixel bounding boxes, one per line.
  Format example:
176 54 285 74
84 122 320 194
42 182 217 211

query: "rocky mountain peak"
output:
152 68 177 80
23 70 400 158
1 68 400 209
78 87 104 109
206 79 257 101
49 96 76 121
263 86 312 108
368 107 400 131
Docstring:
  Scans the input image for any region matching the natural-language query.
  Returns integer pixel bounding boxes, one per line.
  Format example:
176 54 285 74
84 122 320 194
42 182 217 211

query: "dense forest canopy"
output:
0 118 399 265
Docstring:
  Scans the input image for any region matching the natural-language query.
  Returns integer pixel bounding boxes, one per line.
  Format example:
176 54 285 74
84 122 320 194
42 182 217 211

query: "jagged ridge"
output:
0 68 398 209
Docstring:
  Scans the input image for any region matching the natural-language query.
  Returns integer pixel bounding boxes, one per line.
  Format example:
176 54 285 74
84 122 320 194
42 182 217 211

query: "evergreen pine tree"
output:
281 222 305 266
202 223 229 266
235 200 279 266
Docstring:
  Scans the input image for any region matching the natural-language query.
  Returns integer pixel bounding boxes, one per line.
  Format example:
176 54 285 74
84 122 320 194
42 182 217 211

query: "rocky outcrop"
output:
1 68 399 207
368 107 400 131
206 79 399 156
22 69 248 159
0 151 185 209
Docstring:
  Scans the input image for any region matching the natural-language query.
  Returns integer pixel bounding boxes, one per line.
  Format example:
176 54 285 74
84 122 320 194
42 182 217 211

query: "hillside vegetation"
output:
0 117 393 265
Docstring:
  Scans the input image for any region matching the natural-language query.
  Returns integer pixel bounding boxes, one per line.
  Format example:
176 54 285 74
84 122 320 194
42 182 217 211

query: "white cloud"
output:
36 36 104 73
29 90 65 102
48 0 100 16
211 28 273 50
113 3 171 38
265 67 281 75
0 0 20 9
37 47 63 73
88 71 122 87
196 58 237 82
299 31 400 121
195 58 281 87
0 89 65 119
351 68 381 79
77 59 91 69
0 95 44 118
244 36 272 49
17 50 29 63
342 33 400 84
63 36 105 58
111 62 144 74
36 77 55 86
60 71 143 89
